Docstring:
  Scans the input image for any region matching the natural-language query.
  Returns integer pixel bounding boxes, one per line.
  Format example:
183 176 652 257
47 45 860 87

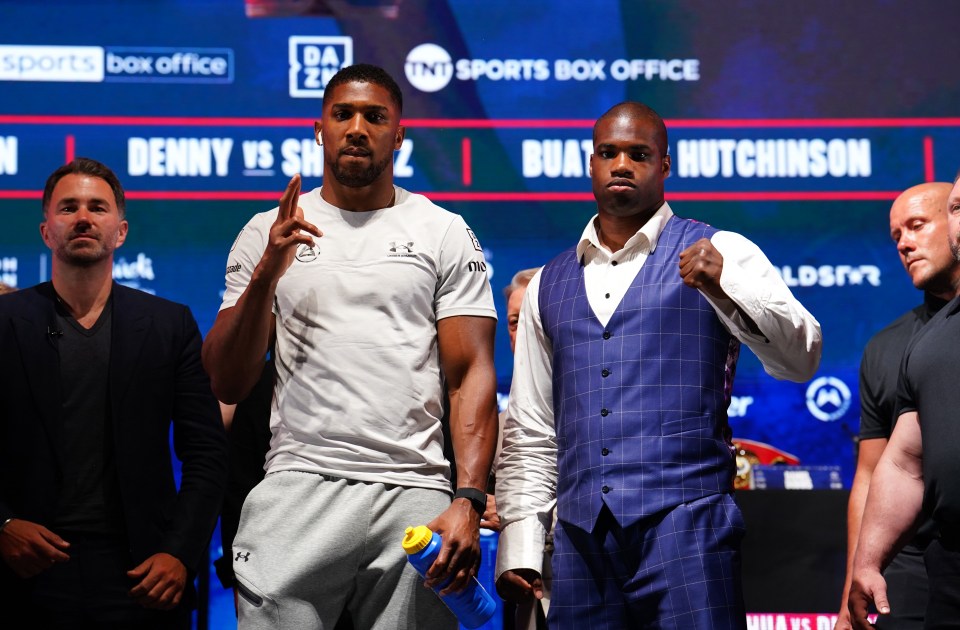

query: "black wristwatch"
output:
454 487 487 515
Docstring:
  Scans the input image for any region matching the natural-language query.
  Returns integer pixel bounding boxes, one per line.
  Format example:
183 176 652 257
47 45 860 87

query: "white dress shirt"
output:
494 202 823 579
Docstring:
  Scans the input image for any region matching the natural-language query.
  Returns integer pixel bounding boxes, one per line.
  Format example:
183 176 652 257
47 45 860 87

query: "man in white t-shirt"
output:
203 64 499 630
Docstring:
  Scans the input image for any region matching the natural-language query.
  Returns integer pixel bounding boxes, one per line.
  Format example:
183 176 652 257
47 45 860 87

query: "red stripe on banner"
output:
65 134 75 163
666 191 899 201
0 190 902 202
405 119 595 128
0 115 313 127
126 191 283 201
924 136 935 182
1 115 960 129
462 138 472 187
426 192 591 202
666 117 960 128
0 191 42 199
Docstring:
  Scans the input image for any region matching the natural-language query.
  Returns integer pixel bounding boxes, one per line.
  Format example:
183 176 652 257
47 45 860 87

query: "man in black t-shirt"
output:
836 182 957 630
849 176 960 630
0 158 227 628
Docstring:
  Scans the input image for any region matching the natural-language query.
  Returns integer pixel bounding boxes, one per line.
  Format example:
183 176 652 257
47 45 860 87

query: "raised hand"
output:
679 237 726 299
256 174 323 284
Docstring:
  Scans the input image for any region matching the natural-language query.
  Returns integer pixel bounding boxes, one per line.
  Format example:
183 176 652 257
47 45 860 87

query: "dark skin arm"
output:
0 518 70 578
128 552 187 610
202 174 322 403
480 494 500 531
497 567 545 603
678 237 762 335
425 315 498 595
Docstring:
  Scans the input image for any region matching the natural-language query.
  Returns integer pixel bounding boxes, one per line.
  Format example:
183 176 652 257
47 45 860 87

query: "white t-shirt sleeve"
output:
435 216 497 320
219 210 275 311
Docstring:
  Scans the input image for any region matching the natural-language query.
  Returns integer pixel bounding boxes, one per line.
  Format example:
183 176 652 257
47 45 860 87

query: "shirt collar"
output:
921 291 950 323
576 202 675 261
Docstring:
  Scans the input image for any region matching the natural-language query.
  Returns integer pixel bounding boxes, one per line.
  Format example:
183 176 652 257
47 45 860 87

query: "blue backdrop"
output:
2 0 959 625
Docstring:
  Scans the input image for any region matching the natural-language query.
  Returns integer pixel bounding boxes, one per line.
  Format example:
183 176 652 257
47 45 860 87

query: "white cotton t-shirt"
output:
220 186 497 492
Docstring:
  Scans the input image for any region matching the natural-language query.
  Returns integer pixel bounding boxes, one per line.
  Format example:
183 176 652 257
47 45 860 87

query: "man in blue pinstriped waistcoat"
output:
494 102 823 629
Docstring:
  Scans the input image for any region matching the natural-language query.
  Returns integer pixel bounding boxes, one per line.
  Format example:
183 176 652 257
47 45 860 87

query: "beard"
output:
952 233 960 263
56 236 112 267
327 153 391 188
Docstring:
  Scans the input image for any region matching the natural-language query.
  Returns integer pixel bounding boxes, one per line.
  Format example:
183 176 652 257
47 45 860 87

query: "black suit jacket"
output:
0 282 228 605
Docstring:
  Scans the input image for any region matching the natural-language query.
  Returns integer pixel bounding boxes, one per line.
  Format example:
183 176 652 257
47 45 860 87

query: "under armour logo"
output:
235 551 251 562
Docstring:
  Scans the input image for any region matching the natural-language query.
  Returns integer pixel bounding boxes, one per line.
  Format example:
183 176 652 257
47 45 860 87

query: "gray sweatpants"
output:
233 470 457 630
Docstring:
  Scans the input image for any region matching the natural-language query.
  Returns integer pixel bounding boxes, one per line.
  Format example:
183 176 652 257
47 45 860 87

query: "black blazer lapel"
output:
108 285 152 421
10 294 64 464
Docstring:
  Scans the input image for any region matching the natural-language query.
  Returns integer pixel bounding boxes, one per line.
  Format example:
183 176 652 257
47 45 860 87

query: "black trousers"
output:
924 537 960 630
24 532 192 630
874 545 927 630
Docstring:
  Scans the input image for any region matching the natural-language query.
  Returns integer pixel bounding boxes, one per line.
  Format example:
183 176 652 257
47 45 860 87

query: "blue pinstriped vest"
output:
539 215 740 531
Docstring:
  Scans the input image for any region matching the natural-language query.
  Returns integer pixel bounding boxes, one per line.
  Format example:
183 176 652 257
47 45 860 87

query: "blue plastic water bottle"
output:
402 525 497 629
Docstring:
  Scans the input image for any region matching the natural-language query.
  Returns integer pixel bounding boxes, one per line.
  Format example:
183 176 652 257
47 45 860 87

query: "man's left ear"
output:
662 154 672 178
116 220 129 248
395 125 405 150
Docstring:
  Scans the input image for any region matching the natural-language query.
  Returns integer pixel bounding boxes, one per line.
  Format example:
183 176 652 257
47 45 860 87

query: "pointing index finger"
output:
279 174 302 220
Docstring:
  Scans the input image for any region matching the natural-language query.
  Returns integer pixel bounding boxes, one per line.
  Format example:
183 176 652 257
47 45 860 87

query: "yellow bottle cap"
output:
402 525 434 554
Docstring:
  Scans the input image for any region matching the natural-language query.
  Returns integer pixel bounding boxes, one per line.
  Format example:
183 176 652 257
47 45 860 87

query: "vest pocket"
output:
660 412 711 436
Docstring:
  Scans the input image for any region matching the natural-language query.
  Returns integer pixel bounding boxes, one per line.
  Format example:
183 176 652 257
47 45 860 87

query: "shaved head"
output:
593 102 668 156
889 181 956 298
892 182 952 216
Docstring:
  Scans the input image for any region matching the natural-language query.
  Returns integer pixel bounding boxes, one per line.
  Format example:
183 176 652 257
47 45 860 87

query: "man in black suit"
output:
0 157 228 628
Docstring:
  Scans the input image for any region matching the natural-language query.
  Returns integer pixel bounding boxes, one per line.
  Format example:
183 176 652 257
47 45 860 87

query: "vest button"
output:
602 331 611 339
602 448 610 456
601 369 610 377
602 485 611 494
605 293 610 299
600 408 609 417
